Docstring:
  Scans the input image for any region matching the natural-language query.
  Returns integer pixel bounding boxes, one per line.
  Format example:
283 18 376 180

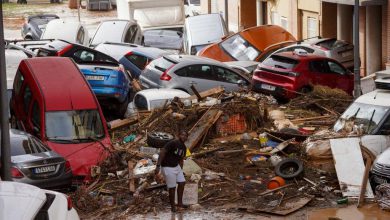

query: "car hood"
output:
375 147 390 166
125 0 185 29
0 181 46 220
46 140 111 176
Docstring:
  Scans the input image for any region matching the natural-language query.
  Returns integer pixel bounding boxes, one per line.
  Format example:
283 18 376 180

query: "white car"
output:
0 181 79 220
125 88 190 117
41 19 90 46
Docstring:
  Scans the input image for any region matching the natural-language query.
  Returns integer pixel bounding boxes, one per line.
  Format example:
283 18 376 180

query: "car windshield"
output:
316 39 349 50
46 110 105 142
152 57 176 72
263 55 299 69
334 102 389 134
220 34 260 61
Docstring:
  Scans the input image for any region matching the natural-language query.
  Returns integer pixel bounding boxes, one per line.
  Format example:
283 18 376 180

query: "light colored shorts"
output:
161 165 185 188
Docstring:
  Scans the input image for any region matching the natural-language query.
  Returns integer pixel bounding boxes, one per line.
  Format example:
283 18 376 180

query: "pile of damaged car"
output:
3 0 390 219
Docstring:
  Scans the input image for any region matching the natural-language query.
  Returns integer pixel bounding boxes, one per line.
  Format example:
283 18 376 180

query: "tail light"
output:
160 64 175 81
65 161 72 173
57 44 73 56
11 167 24 178
67 196 73 210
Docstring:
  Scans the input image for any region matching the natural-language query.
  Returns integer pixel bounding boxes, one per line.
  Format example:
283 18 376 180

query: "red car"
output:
10 57 112 182
252 50 354 99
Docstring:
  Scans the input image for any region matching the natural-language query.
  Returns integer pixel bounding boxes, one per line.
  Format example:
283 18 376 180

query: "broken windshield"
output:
334 102 389 134
220 34 260 61
46 110 105 142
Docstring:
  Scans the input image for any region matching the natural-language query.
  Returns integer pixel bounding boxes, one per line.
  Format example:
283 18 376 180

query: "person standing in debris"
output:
155 130 189 212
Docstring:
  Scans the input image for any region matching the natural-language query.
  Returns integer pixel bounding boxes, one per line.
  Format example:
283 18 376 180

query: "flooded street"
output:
3 3 116 39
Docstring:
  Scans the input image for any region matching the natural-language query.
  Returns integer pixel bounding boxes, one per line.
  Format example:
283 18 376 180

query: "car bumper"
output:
139 76 163 89
13 171 73 190
92 86 129 103
252 80 296 99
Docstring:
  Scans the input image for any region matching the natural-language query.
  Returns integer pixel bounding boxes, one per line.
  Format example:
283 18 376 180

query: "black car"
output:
21 14 59 40
6 129 72 190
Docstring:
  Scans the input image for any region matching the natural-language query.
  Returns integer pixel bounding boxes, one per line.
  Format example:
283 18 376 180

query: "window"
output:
31 101 41 129
263 55 299 69
126 54 149 70
280 16 288 30
73 50 95 62
307 17 318 38
76 27 85 44
271 11 279 25
378 117 390 135
14 71 24 95
152 57 176 72
23 86 32 113
328 61 347 75
213 66 244 84
220 34 260 61
175 65 214 80
10 135 50 156
309 60 330 73
124 25 138 43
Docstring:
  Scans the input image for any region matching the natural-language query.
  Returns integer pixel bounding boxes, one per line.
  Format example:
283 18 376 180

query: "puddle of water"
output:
308 204 390 220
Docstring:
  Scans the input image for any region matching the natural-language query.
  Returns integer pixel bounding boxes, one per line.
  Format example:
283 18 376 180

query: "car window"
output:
23 86 32 113
14 71 24 95
309 60 330 73
220 34 260 61
126 54 149 70
95 52 118 63
134 94 148 110
73 50 95 62
31 101 41 129
76 27 85 44
152 57 176 72
213 66 244 84
378 117 390 135
124 25 138 43
10 134 50 156
175 65 215 80
316 39 349 50
327 61 347 75
263 55 299 69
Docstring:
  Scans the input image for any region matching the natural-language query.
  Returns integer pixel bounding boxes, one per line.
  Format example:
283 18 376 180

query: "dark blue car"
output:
21 14 59 40
36 40 132 117
94 42 171 78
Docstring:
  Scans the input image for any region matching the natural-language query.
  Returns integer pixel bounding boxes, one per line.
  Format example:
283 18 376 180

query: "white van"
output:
183 14 228 55
41 19 90 46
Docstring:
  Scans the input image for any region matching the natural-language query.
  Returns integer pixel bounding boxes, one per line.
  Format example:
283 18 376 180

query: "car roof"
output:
273 51 330 61
0 181 46 220
135 89 190 101
224 61 260 68
165 54 224 66
96 42 170 60
22 57 98 111
354 89 390 107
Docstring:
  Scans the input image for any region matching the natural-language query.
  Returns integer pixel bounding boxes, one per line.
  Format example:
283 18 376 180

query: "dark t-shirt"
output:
161 139 186 167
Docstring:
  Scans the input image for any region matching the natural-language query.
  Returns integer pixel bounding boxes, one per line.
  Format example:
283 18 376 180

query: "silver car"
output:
268 38 354 70
139 55 250 94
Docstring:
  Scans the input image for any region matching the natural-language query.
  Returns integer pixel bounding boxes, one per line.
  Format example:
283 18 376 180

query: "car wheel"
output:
275 158 304 179
147 131 174 148
117 95 130 118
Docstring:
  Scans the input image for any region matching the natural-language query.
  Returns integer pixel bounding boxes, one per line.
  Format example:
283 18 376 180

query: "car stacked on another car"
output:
252 49 354 100
41 19 89 46
37 40 132 117
6 129 72 190
94 42 172 78
140 54 251 94
267 38 354 70
21 14 60 40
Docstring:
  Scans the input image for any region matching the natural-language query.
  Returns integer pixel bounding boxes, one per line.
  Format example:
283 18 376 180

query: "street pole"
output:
353 0 361 98
0 3 12 180
224 0 228 32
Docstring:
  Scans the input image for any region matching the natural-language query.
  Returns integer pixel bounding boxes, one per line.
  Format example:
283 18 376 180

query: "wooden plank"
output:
184 86 224 101
108 117 139 131
128 161 135 193
185 109 223 151
330 138 374 199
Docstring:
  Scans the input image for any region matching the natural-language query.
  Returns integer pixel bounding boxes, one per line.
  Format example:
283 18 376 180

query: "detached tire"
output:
147 131 174 148
275 158 304 179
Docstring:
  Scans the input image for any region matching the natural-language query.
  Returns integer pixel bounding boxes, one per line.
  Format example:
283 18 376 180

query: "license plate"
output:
34 165 55 174
261 83 276 91
86 75 105 81
374 175 388 184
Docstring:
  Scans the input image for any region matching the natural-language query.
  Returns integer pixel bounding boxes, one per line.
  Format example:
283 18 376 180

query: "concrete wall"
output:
267 0 297 37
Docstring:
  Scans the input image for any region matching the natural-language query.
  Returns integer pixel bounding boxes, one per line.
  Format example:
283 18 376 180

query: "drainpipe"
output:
225 0 229 32
353 0 361 98
0 4 12 181
256 0 263 26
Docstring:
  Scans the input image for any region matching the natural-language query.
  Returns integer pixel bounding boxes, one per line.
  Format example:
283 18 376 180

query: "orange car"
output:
197 25 296 62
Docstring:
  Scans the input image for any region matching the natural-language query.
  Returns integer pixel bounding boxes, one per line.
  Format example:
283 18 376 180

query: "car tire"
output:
147 131 174 148
275 158 304 179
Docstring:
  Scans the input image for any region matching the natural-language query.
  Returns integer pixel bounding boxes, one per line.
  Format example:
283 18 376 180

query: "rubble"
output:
70 85 379 218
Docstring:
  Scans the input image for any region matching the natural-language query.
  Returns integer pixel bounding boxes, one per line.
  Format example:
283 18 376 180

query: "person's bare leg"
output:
168 187 176 212
177 182 186 208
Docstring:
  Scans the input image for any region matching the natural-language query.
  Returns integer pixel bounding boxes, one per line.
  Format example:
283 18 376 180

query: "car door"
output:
308 60 334 88
212 66 250 92
326 60 354 94
174 64 216 92
27 100 43 138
